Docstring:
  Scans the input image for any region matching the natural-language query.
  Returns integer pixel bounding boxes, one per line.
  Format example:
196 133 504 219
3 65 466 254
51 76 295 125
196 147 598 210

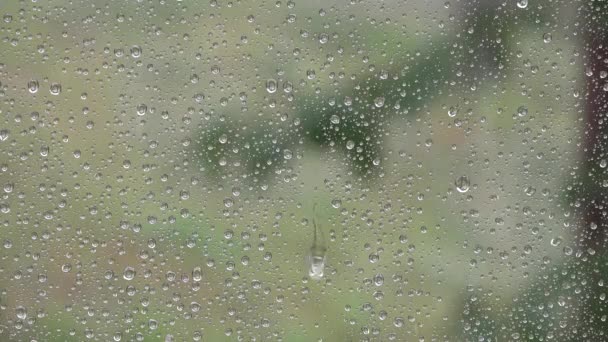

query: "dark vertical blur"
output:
582 2 608 251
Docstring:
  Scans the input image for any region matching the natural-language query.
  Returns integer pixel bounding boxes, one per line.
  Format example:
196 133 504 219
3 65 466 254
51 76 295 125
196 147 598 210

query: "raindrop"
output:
49 83 62 96
266 79 277 93
550 237 562 247
27 80 39 94
123 267 136 280
448 106 457 117
517 106 528 117
16 306 27 319
516 0 528 9
0 129 9 141
130 45 142 58
136 104 147 116
455 176 470 193
524 186 536 196
318 33 329 44
374 97 385 108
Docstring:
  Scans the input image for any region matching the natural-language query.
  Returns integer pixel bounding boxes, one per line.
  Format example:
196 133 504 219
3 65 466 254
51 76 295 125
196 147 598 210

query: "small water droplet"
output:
136 104 147 116
49 83 62 96
123 266 136 280
0 129 10 141
517 0 528 9
517 105 528 117
27 80 39 94
524 186 536 196
448 106 457 117
266 79 277 93
318 33 329 44
550 237 562 247
130 45 142 58
455 176 470 193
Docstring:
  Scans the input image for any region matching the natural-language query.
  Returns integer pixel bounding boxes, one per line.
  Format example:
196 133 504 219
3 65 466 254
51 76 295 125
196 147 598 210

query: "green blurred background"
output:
0 0 606 341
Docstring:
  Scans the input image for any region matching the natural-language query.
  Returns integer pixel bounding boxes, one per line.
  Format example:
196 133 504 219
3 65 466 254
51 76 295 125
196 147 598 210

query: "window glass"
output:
1 0 607 341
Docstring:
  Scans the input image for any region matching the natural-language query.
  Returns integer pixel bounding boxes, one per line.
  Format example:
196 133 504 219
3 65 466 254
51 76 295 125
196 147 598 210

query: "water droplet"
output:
346 140 355 150
27 80 39 94
318 33 329 44
369 253 379 263
330 114 340 124
543 32 552 43
16 306 27 319
136 104 147 116
130 45 142 58
374 274 384 286
374 97 385 108
49 83 61 96
524 186 536 196
308 255 326 280
455 176 470 193
266 79 277 93
448 106 457 117
517 105 528 117
192 267 202 281
550 237 562 247
0 129 10 141
517 0 528 9
123 266 136 280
